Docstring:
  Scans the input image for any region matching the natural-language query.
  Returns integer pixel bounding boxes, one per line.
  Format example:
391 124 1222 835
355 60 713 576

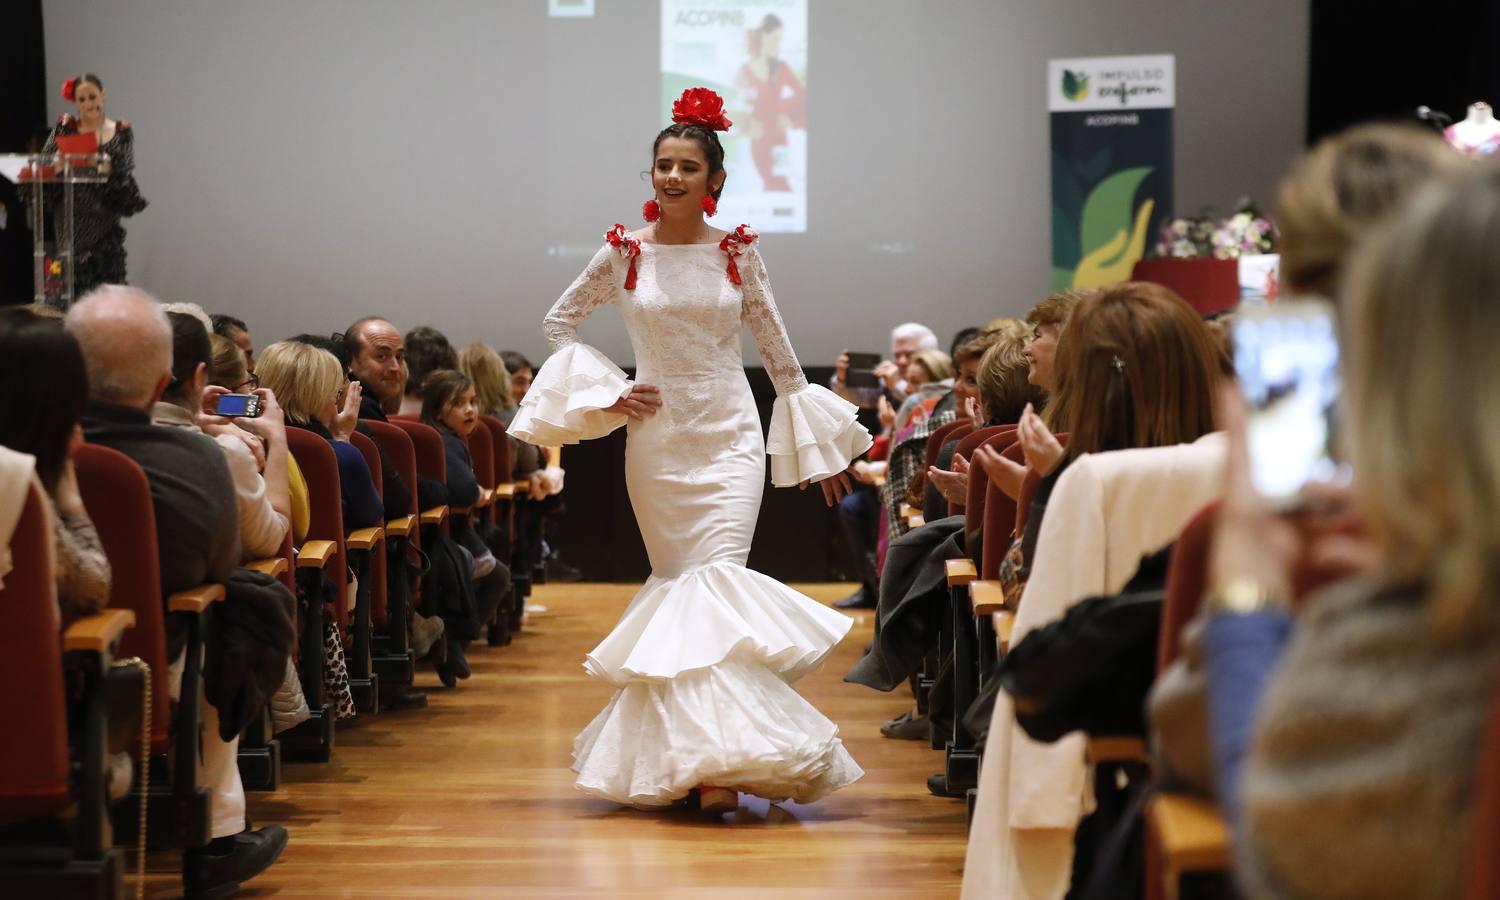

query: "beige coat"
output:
962 433 1226 899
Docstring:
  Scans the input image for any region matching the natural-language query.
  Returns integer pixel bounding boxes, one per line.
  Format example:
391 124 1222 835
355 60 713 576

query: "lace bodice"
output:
542 236 809 396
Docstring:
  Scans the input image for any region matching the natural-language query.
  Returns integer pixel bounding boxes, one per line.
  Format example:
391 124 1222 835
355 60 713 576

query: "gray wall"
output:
44 0 1307 365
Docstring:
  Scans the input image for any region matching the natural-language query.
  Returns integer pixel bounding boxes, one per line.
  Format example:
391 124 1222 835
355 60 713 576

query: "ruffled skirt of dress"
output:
571 559 864 807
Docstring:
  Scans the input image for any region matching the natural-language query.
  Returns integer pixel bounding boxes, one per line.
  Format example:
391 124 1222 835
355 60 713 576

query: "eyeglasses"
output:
234 374 260 392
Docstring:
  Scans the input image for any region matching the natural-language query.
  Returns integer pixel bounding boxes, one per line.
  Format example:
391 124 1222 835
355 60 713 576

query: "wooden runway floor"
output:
137 583 968 898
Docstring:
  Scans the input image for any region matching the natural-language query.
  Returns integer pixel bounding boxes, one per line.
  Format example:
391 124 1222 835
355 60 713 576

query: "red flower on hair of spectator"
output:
605 224 643 290
719 224 758 285
671 87 733 132
61 78 77 102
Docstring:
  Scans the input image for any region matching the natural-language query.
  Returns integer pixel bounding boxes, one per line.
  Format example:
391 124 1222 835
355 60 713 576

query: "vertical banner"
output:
1049 55 1174 290
662 0 808 232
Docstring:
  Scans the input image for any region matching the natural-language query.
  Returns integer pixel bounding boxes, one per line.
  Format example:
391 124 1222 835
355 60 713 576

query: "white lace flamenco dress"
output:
508 225 871 808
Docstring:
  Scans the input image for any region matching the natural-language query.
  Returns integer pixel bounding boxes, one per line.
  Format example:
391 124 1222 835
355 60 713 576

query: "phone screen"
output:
845 351 882 389
214 393 254 417
1232 301 1343 504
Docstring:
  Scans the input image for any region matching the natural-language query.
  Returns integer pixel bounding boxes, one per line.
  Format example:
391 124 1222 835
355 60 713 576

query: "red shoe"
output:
698 786 737 814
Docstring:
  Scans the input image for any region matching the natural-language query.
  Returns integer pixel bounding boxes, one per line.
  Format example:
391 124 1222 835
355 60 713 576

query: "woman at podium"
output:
41 73 148 300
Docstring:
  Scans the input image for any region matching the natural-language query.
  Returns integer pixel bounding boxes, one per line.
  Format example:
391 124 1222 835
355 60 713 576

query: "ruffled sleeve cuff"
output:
766 384 874 487
507 343 632 446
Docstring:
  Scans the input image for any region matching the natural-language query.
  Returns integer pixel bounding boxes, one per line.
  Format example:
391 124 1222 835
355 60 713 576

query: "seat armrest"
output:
1150 792 1231 892
993 610 1015 650
1089 736 1149 763
420 505 449 526
245 557 289 578
168 584 226 613
494 483 516 500
63 608 136 653
970 580 1005 615
945 558 977 587
296 539 338 569
512 479 531 494
385 514 416 538
907 513 926 529
450 506 473 516
345 527 384 551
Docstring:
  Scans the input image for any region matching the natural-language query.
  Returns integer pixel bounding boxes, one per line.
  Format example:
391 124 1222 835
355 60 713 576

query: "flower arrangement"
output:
1153 201 1277 260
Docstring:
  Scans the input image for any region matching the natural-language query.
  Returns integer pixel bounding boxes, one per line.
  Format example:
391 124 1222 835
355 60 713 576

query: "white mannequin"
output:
1445 101 1500 156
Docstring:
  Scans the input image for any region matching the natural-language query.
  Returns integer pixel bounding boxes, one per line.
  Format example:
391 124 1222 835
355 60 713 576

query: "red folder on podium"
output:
55 131 99 164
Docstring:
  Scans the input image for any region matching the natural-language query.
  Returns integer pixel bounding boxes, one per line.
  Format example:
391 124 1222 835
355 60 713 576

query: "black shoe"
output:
447 637 471 680
927 773 964 799
182 824 289 899
382 684 428 710
834 587 877 610
546 557 583 582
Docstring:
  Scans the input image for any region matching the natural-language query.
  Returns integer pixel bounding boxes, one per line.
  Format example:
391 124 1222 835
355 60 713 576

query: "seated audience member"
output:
154 312 290 560
1205 161 1500 900
0 307 110 627
831 322 940 409
208 333 310 545
401 325 458 416
421 370 514 658
500 350 534 412
1149 124 1467 802
211 312 255 373
344 317 406 420
67 286 286 895
256 340 383 532
888 348 953 435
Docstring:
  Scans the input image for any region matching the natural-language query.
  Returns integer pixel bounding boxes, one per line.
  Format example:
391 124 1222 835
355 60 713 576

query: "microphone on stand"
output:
1416 105 1453 131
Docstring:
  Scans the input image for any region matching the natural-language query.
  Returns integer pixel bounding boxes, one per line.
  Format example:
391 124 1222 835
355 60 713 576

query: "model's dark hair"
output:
73 73 104 93
0 308 89 493
405 326 457 395
652 124 727 201
210 313 247 338
164 312 212 402
420 369 472 430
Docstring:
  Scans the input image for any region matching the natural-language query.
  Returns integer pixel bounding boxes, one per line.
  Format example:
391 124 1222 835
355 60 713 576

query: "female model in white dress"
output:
509 89 870 813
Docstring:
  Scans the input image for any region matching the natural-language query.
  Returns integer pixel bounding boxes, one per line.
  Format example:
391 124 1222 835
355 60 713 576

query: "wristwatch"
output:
1204 577 1288 614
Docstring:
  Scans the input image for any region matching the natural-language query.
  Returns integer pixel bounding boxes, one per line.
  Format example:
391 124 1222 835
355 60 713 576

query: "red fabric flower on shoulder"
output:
672 88 733 132
719 224 758 285
604 224 643 290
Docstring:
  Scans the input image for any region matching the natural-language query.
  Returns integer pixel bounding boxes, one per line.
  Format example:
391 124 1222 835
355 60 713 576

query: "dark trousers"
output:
836 484 880 594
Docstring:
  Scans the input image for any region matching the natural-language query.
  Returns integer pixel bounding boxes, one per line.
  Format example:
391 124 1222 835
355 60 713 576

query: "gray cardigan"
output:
1238 576 1500 899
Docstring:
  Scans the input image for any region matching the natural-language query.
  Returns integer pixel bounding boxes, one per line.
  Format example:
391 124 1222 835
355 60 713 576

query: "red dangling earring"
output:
642 199 661 223
700 195 718 218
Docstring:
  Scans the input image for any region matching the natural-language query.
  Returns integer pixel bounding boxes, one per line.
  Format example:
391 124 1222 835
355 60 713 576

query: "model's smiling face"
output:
653 137 722 211
73 82 104 122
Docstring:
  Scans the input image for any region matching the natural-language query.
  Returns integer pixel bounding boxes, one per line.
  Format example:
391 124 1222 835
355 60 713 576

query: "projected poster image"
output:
661 0 807 232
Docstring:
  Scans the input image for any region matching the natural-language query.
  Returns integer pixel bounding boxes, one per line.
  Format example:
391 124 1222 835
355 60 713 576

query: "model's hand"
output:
800 468 854 507
927 453 970 505
834 349 850 385
607 384 662 421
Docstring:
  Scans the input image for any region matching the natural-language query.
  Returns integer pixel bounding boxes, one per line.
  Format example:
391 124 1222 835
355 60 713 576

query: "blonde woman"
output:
456 343 512 418
256 341 382 531
1205 165 1500 899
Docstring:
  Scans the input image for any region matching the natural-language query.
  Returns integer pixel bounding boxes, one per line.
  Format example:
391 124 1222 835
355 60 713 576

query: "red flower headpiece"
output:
61 78 77 102
719 224 758 285
605 224 642 290
672 87 732 132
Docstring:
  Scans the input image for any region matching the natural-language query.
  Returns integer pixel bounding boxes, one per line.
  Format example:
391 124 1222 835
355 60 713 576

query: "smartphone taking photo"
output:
213 392 263 418
1232 300 1344 507
844 351 882 389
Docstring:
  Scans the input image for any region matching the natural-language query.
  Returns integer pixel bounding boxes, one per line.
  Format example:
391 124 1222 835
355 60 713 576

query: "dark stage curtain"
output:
1308 0 1500 144
1 1 47 304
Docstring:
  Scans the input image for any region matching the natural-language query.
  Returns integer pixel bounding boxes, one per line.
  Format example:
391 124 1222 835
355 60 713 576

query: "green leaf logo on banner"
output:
1062 69 1090 101
1073 165 1155 287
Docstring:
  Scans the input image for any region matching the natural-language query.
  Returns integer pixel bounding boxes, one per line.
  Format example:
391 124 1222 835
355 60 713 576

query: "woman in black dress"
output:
42 73 148 302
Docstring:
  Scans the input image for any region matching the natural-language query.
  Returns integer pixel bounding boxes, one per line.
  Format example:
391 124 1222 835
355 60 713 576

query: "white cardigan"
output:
962 432 1227 900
